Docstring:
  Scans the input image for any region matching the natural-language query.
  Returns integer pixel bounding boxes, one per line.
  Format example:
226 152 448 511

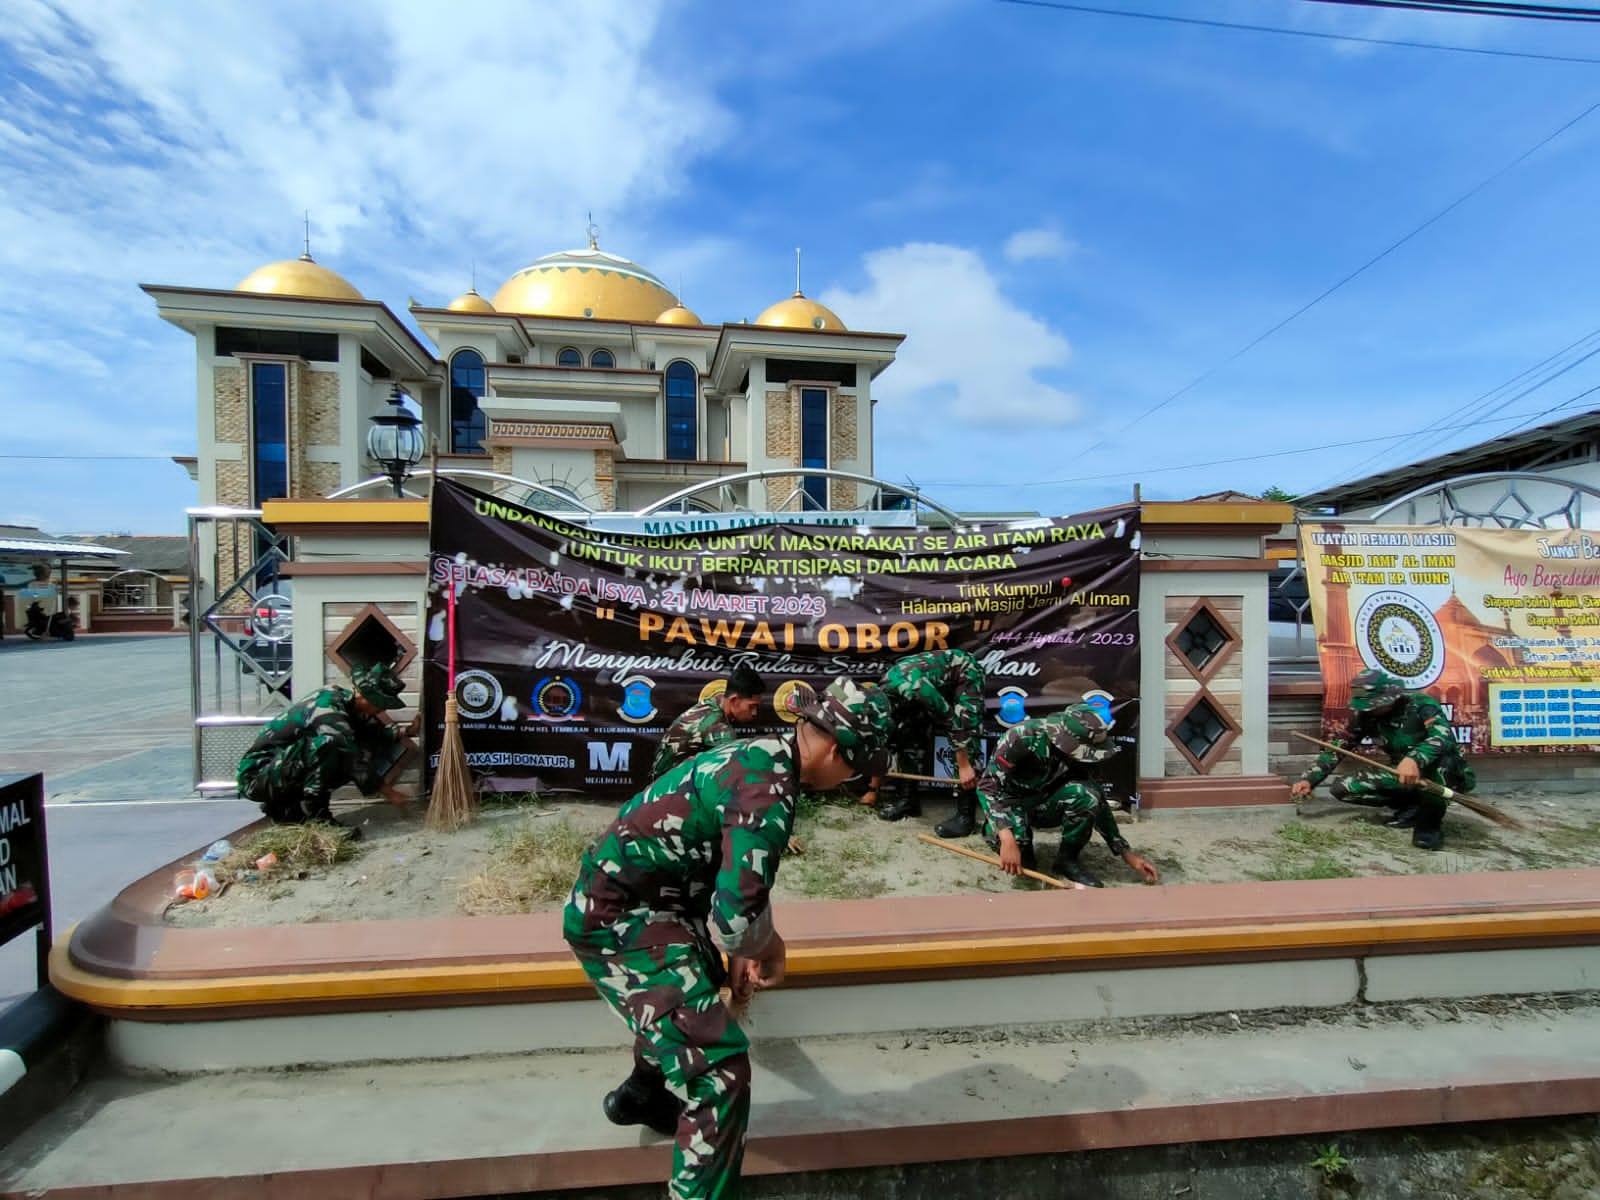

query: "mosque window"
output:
450 349 487 455
665 361 698 461
557 347 583 368
800 387 828 510
217 327 339 362
249 362 290 505
591 349 615 369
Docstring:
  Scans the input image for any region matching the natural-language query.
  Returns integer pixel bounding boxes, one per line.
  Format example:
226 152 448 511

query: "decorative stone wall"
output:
593 448 616 509
829 393 859 510
302 461 341 498
765 390 795 460
1162 594 1245 778
300 365 341 448
214 365 246 443
216 460 250 507
491 446 513 476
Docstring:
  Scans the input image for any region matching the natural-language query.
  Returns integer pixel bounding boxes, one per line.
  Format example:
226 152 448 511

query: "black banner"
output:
0 774 49 955
424 480 1141 800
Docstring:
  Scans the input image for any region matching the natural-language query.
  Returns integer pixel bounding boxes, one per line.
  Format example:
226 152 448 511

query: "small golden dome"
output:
447 288 496 313
655 303 703 326
492 243 678 322
235 253 364 301
754 291 845 331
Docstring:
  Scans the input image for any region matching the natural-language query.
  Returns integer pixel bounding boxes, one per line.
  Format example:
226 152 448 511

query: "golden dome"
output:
491 243 678 322
655 303 703 326
754 290 845 331
235 253 364 301
447 288 496 313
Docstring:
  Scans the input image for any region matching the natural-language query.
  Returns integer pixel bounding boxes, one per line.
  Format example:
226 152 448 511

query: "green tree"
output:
1260 485 1298 503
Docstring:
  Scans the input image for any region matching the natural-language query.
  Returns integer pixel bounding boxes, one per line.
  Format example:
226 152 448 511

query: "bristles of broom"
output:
427 695 478 831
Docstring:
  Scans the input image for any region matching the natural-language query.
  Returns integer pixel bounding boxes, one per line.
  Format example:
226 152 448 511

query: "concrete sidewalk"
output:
3 996 1596 1198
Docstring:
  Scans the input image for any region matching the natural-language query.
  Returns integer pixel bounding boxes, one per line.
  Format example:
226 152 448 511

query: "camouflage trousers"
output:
984 780 1099 853
567 934 752 1200
1328 770 1451 817
237 734 347 824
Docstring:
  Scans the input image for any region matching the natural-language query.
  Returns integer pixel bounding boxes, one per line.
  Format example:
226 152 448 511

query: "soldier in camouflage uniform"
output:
975 702 1159 888
564 677 892 1200
1290 668 1473 851
236 662 417 828
652 665 765 779
862 648 987 826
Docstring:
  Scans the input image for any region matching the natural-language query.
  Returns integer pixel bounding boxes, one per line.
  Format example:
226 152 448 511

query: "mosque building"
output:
143 231 905 515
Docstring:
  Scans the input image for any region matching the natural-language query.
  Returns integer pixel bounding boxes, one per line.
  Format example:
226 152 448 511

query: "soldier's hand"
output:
754 932 787 990
1290 780 1312 799
1123 851 1160 884
860 789 879 807
1396 757 1421 787
404 714 422 739
958 762 978 790
997 829 1023 876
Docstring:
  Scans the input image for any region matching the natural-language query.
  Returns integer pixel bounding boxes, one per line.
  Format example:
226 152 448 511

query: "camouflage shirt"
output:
1302 693 1465 789
568 733 797 960
236 686 398 788
977 713 1128 853
881 649 986 757
651 697 740 778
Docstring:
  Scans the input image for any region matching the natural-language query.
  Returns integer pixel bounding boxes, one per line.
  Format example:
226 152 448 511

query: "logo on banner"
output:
698 679 728 704
454 670 504 720
588 741 632 772
1355 590 1445 688
618 675 658 723
997 686 1029 726
774 680 815 723
532 675 583 720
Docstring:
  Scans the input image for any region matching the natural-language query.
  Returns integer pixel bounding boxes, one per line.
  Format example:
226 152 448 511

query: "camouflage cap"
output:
1047 703 1118 763
1349 668 1406 713
795 676 894 775
352 662 406 709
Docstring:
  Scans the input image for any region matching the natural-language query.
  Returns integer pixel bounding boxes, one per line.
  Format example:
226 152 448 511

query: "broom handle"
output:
447 582 456 691
1291 731 1455 799
887 770 959 785
916 833 1073 890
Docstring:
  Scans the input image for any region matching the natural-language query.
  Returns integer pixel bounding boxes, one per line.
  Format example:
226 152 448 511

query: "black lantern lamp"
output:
367 383 426 497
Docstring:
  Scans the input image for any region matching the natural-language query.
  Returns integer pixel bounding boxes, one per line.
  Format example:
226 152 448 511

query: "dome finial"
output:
301 210 312 262
586 211 600 250
794 246 803 297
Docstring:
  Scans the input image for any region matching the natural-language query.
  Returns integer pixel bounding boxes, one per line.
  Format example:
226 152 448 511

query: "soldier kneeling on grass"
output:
1290 668 1474 852
976 701 1159 888
236 662 419 832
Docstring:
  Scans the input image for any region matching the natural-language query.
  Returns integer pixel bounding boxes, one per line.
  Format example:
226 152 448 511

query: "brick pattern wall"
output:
301 366 341 448
492 447 513 476
214 365 246 443
828 393 859 510
593 448 616 509
216 460 249 507
1163 594 1245 778
764 390 794 460
302 461 341 498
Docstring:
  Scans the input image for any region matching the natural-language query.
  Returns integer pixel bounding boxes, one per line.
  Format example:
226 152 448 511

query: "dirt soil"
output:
166 783 1600 929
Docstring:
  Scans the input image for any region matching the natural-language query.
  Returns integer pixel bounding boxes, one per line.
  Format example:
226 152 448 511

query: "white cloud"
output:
1003 227 1075 263
822 243 1079 426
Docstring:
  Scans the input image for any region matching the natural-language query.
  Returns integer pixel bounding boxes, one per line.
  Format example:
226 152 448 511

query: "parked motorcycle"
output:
23 600 75 641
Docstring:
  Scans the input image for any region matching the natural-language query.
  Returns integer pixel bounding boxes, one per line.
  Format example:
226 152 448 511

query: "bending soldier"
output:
862 648 986 827
236 662 417 828
564 677 892 1200
977 702 1159 888
653 665 765 779
1290 668 1473 851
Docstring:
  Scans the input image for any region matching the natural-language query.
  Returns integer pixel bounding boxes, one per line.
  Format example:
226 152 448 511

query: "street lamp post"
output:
366 383 426 498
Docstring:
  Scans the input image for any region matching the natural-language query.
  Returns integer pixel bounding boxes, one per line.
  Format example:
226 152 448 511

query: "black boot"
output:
1411 804 1445 852
877 792 921 822
1053 846 1104 888
603 1068 684 1138
935 790 978 839
1384 806 1420 829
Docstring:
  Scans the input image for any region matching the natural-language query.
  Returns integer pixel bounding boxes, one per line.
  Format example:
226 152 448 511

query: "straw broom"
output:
427 532 478 831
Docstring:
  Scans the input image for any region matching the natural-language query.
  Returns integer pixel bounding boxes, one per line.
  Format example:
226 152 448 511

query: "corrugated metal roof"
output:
0 538 129 558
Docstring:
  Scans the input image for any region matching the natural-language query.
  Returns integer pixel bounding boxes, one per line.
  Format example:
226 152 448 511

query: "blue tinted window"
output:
450 349 486 454
251 361 289 504
591 348 615 368
557 347 582 367
801 387 828 509
665 361 697 460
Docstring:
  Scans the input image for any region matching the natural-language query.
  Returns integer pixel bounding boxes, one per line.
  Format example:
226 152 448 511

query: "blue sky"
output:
4 0 1600 532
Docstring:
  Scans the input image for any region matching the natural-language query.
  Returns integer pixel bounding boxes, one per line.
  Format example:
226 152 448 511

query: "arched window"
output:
590 348 615 369
557 347 582 368
449 349 486 454
665 361 697 461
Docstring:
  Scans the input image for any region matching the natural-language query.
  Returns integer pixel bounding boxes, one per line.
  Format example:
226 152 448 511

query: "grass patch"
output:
1249 854 1358 882
1275 822 1348 851
222 824 360 878
1538 819 1600 854
788 834 886 899
478 789 546 811
458 818 593 915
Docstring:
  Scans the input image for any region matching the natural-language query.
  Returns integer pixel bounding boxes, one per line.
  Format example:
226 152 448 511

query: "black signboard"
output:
0 774 51 988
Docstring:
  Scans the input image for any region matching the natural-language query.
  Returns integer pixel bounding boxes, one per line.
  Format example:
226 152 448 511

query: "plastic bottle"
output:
201 839 232 862
192 867 217 900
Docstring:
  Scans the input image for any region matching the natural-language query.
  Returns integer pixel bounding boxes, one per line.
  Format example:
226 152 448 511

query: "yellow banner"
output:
1300 523 1600 752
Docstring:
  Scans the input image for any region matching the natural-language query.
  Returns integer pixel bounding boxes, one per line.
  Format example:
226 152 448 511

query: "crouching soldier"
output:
563 677 892 1200
1290 668 1473 851
653 665 765 778
236 662 418 829
862 648 986 826
978 702 1159 888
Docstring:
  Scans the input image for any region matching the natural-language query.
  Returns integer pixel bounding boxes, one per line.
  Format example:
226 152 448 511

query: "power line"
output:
1046 95 1600 473
995 0 1600 64
0 454 181 461
1302 0 1600 23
